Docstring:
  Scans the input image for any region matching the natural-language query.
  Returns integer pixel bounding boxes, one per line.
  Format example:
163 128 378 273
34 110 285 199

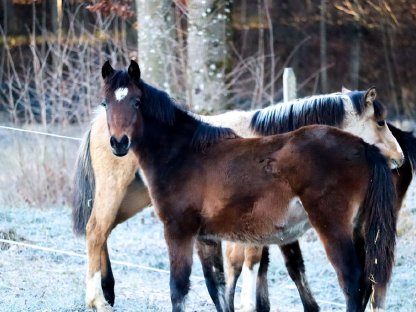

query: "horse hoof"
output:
86 301 113 312
86 296 113 312
237 303 256 312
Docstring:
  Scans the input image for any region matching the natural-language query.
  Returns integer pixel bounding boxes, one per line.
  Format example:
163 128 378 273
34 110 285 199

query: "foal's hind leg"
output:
196 239 227 311
225 242 245 312
305 206 364 312
279 241 319 312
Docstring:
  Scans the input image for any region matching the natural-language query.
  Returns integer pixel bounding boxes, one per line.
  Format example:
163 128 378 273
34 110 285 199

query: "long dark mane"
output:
250 93 346 135
141 82 238 150
250 92 385 136
105 70 237 150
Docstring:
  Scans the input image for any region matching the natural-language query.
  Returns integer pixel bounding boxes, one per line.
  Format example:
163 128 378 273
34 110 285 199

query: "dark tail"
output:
388 122 416 174
362 144 397 286
71 129 95 236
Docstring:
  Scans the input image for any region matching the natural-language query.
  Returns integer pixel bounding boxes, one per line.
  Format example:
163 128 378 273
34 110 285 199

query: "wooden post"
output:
283 67 297 102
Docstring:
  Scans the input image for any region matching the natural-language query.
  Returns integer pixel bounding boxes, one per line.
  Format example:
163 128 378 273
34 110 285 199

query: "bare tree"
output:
186 0 231 111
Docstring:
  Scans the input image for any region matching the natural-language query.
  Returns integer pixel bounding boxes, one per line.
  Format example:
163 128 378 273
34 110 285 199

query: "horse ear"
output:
128 60 141 81
102 61 114 79
364 87 377 105
341 86 351 94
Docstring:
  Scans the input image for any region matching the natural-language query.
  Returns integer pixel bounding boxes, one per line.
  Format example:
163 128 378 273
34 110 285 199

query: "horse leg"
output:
85 205 117 312
279 241 319 312
165 231 195 312
101 244 115 306
85 175 136 311
225 242 245 312
256 246 270 312
239 245 263 312
307 213 364 312
196 238 227 312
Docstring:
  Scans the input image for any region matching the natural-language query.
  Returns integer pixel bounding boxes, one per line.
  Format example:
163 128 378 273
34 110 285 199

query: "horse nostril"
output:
110 136 117 149
120 135 129 147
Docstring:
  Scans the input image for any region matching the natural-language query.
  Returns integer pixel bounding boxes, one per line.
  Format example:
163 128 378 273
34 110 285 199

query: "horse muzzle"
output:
390 153 405 169
110 135 130 157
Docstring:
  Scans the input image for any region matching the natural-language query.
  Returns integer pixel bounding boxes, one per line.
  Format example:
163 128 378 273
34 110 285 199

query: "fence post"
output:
283 67 297 102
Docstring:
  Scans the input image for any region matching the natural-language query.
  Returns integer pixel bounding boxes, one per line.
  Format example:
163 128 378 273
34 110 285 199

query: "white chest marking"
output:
115 88 128 101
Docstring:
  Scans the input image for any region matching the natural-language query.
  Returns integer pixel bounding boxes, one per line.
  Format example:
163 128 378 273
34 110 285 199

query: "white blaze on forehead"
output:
114 88 128 101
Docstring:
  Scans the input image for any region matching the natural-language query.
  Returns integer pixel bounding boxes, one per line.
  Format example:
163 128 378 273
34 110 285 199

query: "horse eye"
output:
377 120 385 127
133 99 140 109
101 101 107 108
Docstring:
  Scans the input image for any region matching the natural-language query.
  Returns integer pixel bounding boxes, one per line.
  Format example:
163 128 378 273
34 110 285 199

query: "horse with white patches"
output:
72 61 406 312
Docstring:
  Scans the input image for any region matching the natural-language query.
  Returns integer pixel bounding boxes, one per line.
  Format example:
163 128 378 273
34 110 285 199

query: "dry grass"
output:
0 125 81 209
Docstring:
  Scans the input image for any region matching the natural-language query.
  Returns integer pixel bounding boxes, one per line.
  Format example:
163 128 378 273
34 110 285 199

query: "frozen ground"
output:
0 182 415 312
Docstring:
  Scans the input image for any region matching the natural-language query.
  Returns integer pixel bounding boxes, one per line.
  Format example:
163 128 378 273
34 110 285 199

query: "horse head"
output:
101 60 143 157
342 87 404 168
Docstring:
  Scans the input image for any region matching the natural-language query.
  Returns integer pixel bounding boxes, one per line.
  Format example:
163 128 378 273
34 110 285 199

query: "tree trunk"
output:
319 0 327 93
187 0 231 111
136 0 186 102
382 24 399 114
349 24 361 90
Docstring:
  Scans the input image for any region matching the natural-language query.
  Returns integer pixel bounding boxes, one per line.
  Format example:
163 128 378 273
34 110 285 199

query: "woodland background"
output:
1 0 416 128
0 2 415 311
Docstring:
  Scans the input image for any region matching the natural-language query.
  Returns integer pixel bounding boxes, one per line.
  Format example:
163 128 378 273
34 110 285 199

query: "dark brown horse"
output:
92 60 397 312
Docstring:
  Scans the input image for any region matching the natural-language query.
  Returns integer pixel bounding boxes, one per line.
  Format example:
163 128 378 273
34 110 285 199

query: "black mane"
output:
250 93 346 135
105 69 237 150
250 91 386 136
191 122 238 151
140 83 237 150
347 90 385 120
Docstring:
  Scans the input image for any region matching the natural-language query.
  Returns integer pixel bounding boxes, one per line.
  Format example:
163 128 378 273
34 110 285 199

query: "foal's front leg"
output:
196 238 227 311
165 230 196 312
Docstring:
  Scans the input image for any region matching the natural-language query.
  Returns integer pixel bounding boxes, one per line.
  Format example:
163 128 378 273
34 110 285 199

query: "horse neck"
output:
250 94 346 136
135 108 198 168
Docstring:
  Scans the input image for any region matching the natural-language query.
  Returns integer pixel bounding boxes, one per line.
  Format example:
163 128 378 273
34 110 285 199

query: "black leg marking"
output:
280 241 320 312
101 247 115 306
256 246 270 312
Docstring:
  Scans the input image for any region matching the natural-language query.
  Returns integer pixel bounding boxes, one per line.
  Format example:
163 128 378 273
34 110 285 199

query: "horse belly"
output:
200 197 311 246
261 196 311 245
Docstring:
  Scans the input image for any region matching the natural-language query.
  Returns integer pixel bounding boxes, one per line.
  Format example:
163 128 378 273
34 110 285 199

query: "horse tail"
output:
72 129 95 236
361 144 397 286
